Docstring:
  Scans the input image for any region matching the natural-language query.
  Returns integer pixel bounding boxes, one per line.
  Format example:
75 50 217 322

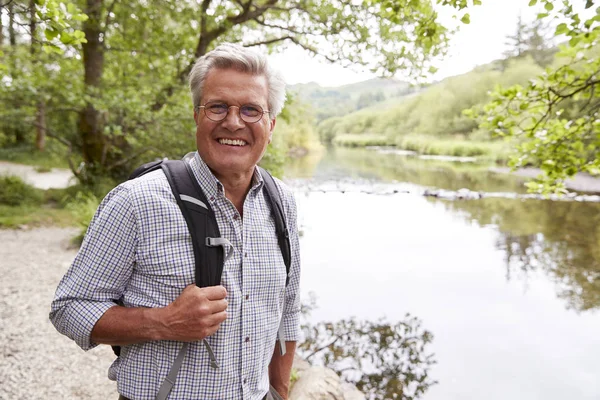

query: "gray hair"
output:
189 43 287 117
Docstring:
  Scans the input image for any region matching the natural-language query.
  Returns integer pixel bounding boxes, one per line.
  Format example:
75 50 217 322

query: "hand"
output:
161 284 228 342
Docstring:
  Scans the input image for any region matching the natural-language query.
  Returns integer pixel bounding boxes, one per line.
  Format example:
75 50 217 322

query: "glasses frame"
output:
195 101 271 124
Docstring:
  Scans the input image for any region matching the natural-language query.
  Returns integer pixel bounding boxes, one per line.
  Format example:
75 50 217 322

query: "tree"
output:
2 0 478 184
471 0 600 194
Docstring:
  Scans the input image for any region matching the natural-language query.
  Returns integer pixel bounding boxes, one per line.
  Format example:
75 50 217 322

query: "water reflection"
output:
285 146 530 193
284 147 600 400
435 198 600 311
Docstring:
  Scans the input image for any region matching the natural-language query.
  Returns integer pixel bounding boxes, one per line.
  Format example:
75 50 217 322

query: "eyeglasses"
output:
196 101 270 123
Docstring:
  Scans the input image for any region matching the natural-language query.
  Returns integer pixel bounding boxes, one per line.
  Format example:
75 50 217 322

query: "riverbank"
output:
490 167 600 193
0 227 364 400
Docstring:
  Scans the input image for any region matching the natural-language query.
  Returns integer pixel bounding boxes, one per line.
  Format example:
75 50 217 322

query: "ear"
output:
193 109 199 125
268 117 276 144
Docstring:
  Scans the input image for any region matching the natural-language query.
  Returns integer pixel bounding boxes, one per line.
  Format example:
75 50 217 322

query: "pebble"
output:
0 228 118 400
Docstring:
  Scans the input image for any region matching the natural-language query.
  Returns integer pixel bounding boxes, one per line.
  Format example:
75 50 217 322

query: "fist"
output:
162 285 228 342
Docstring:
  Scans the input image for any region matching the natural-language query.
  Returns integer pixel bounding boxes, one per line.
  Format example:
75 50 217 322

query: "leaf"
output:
460 13 471 24
555 23 568 35
44 29 60 40
528 0 537 5
544 2 554 11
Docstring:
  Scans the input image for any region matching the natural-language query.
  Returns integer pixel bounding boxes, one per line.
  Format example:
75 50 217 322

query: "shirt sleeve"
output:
280 187 301 342
49 183 138 351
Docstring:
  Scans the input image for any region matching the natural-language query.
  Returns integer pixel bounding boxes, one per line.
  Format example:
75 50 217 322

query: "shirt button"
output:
244 252 248 258
245 294 249 300
234 214 239 220
245 337 250 343
210 196 215 201
243 378 247 384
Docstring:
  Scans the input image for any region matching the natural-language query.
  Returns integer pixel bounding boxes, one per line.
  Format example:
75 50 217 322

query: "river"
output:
284 147 600 400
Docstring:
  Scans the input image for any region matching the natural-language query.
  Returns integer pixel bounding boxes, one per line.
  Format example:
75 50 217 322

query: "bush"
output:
0 176 44 206
65 191 100 245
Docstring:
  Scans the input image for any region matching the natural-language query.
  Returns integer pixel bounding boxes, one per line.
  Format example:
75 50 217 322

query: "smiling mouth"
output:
218 138 248 147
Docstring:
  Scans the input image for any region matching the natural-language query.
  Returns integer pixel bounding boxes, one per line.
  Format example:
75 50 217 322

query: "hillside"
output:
289 78 414 121
316 56 546 144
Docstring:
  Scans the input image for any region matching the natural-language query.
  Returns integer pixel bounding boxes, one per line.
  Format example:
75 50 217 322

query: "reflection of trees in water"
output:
285 147 528 193
437 198 600 311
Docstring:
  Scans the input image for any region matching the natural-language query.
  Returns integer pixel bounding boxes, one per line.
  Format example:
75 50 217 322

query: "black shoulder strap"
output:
259 166 292 285
161 160 223 288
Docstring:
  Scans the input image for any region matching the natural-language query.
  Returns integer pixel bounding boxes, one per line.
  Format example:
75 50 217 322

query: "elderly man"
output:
50 43 301 400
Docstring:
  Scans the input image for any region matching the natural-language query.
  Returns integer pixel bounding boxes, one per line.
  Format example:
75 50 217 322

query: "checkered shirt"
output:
49 152 301 400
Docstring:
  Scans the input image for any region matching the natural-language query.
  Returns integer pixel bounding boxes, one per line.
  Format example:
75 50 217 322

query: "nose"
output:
221 106 245 131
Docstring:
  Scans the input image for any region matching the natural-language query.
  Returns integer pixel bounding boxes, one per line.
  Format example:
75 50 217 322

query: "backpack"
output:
120 156 292 400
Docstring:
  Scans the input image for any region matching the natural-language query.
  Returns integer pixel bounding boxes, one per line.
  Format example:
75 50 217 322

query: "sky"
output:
269 0 539 87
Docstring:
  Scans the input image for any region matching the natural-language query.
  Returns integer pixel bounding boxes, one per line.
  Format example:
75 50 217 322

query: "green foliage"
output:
396 135 509 161
290 79 413 122
471 0 600 194
65 191 100 245
1 0 473 184
318 57 544 145
0 176 44 206
332 134 392 147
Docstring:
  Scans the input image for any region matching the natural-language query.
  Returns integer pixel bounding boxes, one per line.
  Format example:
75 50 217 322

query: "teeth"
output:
218 138 247 146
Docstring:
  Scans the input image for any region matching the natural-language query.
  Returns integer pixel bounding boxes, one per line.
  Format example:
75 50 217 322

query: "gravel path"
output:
0 227 118 400
0 162 75 190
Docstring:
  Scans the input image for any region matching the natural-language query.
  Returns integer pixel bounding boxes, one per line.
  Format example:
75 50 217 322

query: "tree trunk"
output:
8 2 16 46
35 101 46 151
78 0 106 170
0 6 4 46
29 0 36 53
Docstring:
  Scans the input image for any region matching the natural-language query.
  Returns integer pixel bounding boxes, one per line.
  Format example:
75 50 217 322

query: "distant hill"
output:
289 78 415 121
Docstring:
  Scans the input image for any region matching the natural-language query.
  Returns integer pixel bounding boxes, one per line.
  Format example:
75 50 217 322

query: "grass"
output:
0 176 98 231
395 135 511 162
331 133 511 163
0 204 76 228
332 133 394 147
0 144 73 169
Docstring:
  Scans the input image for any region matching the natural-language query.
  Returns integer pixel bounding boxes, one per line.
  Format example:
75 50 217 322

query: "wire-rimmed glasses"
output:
196 101 270 123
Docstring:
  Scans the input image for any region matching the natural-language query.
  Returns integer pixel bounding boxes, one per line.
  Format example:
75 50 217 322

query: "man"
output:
50 43 301 400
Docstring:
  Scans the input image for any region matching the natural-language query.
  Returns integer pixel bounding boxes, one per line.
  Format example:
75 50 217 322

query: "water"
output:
285 147 600 400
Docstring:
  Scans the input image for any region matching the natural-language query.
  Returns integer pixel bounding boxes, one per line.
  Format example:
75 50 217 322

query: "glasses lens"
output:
204 102 229 121
240 105 262 123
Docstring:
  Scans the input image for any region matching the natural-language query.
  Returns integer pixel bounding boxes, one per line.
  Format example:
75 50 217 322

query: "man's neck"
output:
213 169 254 216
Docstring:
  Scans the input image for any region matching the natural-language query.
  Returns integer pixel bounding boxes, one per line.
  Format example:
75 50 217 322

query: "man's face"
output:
194 68 275 180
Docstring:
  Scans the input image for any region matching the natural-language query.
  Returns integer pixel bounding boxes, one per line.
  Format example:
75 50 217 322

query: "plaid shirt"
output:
50 152 301 400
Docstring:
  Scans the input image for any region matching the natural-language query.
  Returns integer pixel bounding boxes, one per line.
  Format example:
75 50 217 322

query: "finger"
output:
205 310 227 327
201 285 227 300
208 299 228 313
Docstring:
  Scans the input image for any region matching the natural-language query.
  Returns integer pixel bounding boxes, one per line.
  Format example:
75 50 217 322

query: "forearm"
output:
90 305 169 346
269 341 296 399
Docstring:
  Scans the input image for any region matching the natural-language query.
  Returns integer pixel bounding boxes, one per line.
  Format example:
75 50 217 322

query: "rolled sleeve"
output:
49 184 138 351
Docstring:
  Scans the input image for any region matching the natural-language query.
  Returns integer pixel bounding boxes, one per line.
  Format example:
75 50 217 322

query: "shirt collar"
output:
187 152 264 200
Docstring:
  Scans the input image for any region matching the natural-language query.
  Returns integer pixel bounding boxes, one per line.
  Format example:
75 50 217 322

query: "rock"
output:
289 366 344 400
289 359 366 400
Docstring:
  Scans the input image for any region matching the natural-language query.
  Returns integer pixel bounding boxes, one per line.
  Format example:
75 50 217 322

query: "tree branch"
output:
104 0 119 29
305 336 341 361
244 35 295 47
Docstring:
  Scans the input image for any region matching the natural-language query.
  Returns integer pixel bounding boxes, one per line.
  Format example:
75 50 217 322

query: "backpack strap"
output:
259 167 292 356
161 160 224 288
156 160 223 400
259 166 291 283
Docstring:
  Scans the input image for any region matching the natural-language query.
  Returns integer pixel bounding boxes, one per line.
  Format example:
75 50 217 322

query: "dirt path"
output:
0 162 75 189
